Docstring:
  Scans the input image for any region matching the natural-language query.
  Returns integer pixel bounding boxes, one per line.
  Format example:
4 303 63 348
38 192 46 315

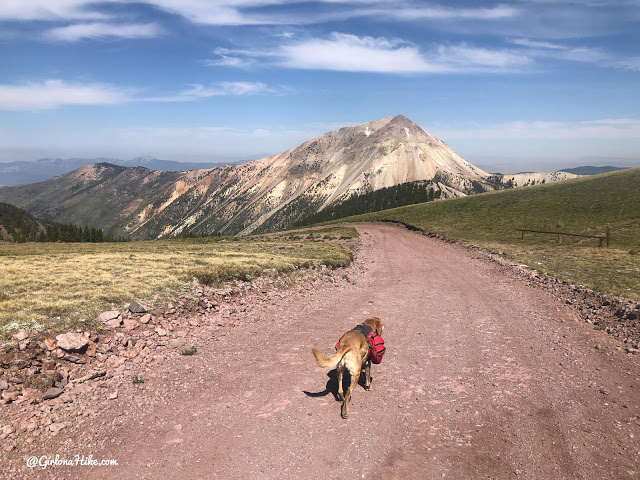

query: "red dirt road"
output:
14 224 640 479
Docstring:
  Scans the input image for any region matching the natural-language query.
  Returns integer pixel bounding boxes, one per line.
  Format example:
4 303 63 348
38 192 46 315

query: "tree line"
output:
295 180 441 227
0 202 128 243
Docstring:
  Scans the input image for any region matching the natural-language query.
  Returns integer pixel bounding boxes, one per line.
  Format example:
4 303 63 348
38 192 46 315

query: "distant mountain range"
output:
0 156 239 187
556 166 626 176
0 115 586 239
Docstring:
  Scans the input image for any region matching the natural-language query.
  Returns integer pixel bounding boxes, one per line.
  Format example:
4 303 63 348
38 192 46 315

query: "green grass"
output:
0 236 353 335
332 168 640 301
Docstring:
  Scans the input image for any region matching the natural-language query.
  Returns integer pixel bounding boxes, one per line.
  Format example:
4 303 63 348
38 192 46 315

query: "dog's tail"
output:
312 346 348 369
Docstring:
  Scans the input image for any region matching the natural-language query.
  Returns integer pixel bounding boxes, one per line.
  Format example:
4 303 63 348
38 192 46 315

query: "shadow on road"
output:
303 369 373 400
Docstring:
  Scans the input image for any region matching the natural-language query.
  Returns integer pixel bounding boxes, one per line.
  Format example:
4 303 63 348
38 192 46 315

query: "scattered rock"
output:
12 329 28 341
49 423 66 433
44 338 56 351
97 310 120 323
108 391 118 400
123 319 139 331
629 250 638 256
56 332 89 352
140 314 152 324
129 302 148 314
43 387 64 400
60 355 86 364
105 317 123 329
0 380 8 391
155 327 167 337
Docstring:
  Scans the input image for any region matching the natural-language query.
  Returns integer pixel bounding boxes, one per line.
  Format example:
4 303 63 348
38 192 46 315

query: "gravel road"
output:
13 223 640 479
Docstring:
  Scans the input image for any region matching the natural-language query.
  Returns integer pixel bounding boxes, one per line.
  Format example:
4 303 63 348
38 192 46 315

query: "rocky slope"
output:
0 115 577 238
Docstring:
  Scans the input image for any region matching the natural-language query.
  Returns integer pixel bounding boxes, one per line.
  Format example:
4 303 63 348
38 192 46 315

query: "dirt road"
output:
13 224 640 479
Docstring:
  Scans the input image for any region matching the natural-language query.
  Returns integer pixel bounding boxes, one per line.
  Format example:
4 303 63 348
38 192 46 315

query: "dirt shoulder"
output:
2 223 639 479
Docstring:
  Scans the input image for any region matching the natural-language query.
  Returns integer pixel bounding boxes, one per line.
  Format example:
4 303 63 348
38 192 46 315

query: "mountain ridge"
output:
0 115 580 239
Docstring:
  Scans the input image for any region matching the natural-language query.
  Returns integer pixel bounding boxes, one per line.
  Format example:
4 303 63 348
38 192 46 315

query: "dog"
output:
312 317 384 419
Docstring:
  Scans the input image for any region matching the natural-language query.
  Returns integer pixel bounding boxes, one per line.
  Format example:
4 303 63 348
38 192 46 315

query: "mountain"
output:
0 202 45 241
558 166 626 176
0 156 237 187
0 115 579 239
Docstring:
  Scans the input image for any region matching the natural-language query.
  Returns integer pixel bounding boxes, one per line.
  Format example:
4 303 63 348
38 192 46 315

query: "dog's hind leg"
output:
364 359 372 391
336 364 345 401
341 361 360 419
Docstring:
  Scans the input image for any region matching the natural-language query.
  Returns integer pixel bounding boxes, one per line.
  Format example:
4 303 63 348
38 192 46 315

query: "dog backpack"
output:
335 325 386 364
366 330 386 364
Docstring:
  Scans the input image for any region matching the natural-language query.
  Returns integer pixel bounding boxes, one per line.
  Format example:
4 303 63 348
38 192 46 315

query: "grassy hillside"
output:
336 168 640 300
0 228 356 336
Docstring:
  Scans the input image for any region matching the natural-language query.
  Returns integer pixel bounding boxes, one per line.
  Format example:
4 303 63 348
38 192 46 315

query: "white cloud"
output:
430 118 640 140
363 4 519 21
0 0 109 21
0 1 522 27
512 38 565 49
615 56 640 71
0 79 134 110
212 33 532 74
44 22 162 42
203 56 256 68
142 81 281 102
182 81 272 96
510 37 638 69
0 79 281 110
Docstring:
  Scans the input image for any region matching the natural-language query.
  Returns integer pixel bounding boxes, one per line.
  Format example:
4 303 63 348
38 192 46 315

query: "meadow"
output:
0 227 357 336
333 168 640 301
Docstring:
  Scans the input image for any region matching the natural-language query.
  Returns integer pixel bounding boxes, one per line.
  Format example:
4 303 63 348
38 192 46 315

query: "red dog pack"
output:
335 324 386 364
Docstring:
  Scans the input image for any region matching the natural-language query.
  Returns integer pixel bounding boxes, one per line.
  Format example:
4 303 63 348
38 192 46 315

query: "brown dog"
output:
312 317 384 419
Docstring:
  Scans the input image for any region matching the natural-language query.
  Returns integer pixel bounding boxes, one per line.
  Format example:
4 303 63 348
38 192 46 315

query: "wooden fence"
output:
516 226 610 247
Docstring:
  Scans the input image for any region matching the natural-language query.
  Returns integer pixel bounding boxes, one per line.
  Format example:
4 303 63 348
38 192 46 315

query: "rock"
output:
0 425 15 440
12 329 28 341
123 319 139 331
140 314 152 324
129 302 148 314
56 332 89 352
629 249 638 256
97 310 120 323
2 441 16 452
108 391 118 400
0 380 8 390
49 423 66 433
44 338 56 351
155 327 167 337
43 387 64 400
104 318 123 329
60 355 86 364
1 390 20 404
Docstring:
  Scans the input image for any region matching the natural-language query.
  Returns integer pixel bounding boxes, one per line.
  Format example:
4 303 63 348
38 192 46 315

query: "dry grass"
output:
0 236 353 336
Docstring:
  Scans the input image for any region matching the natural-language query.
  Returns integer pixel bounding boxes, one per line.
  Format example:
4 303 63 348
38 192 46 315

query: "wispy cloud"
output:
145 81 282 102
209 33 532 74
0 79 134 110
0 1 523 27
511 37 637 69
0 0 110 21
431 118 640 140
362 4 519 21
0 79 283 110
44 22 162 42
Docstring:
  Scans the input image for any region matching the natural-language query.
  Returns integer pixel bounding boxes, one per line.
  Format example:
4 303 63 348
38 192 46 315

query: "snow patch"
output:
404 127 410 138
364 127 372 137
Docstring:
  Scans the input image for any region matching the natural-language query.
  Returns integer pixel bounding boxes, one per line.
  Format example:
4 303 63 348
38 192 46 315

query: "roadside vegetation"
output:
330 168 640 301
0 235 353 336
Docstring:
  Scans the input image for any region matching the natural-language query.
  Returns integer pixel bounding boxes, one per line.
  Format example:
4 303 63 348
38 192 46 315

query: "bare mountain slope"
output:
0 115 576 238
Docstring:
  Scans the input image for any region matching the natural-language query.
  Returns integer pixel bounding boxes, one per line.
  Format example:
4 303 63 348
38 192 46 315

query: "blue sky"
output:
1 0 639 173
